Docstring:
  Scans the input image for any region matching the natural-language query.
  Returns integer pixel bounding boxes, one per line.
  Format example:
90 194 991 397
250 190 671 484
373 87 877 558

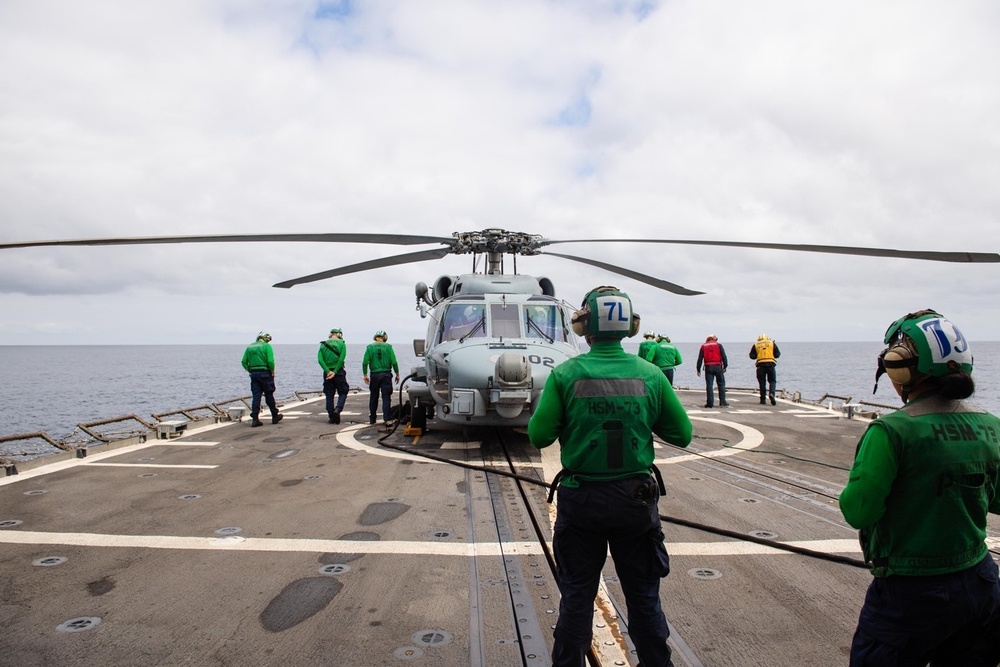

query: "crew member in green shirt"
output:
318 327 348 424
840 309 1000 665
655 334 682 386
529 286 692 667
362 330 399 426
240 332 283 427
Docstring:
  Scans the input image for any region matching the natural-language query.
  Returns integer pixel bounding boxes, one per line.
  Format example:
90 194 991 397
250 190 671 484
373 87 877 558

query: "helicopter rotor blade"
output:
0 233 454 250
538 238 1000 263
273 248 453 289
541 251 705 296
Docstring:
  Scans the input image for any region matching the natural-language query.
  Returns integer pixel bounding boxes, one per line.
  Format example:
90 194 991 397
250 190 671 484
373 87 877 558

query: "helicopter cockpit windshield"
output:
489 303 521 339
524 303 564 342
435 299 569 344
440 303 487 342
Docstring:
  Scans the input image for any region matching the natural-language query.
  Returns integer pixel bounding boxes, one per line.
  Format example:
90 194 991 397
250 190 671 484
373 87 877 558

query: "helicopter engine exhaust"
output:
491 352 532 419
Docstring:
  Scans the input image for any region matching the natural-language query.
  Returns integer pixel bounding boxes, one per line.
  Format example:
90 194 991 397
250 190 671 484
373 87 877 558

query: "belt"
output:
249 368 270 372
546 465 666 503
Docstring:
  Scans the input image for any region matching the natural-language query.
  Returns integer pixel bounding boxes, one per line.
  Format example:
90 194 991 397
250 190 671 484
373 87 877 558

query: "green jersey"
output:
528 340 692 488
655 342 682 370
241 340 275 373
318 338 347 375
362 341 399 375
839 394 1000 576
638 339 659 364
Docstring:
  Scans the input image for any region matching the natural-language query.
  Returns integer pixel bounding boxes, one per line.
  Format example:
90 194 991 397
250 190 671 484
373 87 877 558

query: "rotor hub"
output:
450 229 543 256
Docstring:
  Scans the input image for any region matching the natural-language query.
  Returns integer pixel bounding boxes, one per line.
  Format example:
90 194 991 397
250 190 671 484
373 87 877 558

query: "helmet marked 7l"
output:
571 286 640 339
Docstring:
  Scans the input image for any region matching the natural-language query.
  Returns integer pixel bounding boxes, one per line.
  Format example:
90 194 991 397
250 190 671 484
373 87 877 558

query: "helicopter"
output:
3 228 999 428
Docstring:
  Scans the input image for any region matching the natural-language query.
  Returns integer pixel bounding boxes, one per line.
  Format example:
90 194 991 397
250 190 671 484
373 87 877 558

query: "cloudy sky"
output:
1 0 998 346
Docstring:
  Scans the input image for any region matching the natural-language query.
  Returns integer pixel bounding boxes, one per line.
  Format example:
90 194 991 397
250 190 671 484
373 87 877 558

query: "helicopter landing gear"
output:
404 401 428 436
410 403 427 430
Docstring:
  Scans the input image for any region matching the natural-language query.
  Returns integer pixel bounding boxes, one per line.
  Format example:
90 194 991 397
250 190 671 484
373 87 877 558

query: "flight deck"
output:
0 387 965 666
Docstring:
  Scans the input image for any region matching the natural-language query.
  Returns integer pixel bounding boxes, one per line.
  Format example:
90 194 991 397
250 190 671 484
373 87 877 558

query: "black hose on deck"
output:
374 381 870 571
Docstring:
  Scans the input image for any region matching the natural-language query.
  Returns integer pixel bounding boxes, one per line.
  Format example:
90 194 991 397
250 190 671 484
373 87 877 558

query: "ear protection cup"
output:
882 343 918 386
569 308 639 337
628 313 641 338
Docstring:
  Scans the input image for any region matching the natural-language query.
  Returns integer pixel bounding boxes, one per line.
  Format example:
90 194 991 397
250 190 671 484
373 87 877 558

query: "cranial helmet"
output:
257 331 272 342
643 330 657 339
757 333 770 341
658 335 671 343
874 309 973 393
571 286 640 340
330 328 342 335
374 330 388 341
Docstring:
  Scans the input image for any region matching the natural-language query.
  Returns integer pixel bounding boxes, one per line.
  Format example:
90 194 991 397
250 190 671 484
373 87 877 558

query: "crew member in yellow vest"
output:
749 334 781 405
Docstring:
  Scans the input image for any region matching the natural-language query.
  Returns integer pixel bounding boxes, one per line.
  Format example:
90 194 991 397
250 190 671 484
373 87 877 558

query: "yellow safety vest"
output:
754 339 776 364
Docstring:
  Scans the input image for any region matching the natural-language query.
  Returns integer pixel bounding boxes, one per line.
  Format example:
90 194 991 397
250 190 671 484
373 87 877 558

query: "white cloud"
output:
1 0 997 345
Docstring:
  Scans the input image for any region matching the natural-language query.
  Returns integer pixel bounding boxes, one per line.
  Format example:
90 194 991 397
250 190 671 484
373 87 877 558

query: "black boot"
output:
272 413 283 425
251 419 263 427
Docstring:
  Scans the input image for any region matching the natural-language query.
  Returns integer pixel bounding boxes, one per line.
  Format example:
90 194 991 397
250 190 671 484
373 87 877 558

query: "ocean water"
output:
3 341 1000 446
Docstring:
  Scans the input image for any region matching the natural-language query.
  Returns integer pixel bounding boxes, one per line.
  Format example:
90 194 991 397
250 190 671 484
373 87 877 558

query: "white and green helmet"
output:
883 309 973 378
579 286 638 340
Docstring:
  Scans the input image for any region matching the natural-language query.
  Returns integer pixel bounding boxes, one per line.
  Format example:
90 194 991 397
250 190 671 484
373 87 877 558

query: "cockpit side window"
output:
524 304 566 342
441 303 486 341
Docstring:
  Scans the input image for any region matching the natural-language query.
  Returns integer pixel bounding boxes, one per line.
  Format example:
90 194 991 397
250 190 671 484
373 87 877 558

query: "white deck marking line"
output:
0 531 862 557
0 438 219 486
656 417 763 465
83 463 219 469
335 426 543 467
336 424 427 461
794 414 840 419
0 401 332 486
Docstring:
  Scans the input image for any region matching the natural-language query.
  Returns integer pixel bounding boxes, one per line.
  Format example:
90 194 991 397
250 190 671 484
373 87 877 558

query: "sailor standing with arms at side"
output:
840 309 1000 665
318 328 349 424
528 286 693 667
638 330 660 365
362 330 400 427
241 332 283 428
655 334 683 387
